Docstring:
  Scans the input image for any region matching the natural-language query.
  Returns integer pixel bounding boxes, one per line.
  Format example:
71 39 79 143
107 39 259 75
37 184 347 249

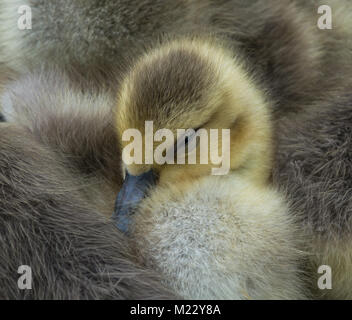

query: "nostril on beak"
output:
112 169 158 233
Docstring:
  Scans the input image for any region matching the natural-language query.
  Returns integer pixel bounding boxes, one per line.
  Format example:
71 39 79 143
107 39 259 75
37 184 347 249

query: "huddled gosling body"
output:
0 70 178 299
1 0 352 299
274 96 352 299
2 0 352 118
114 38 308 299
134 175 306 299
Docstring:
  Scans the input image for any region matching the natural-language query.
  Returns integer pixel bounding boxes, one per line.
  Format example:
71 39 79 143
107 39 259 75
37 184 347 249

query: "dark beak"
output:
113 170 157 233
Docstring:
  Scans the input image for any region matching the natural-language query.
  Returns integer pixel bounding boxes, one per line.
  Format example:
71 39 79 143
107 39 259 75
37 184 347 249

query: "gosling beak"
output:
113 170 158 233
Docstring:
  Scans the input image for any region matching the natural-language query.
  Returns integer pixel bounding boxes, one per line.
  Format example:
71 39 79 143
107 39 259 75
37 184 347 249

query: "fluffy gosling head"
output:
116 38 272 183
114 38 273 230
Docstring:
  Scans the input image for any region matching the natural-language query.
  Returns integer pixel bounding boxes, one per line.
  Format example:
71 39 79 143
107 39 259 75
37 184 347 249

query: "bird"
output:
0 68 178 299
113 38 309 299
1 0 352 299
1 0 351 118
273 95 352 299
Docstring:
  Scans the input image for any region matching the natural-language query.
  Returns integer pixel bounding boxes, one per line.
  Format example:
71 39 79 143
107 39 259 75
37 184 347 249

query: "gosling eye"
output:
174 127 201 156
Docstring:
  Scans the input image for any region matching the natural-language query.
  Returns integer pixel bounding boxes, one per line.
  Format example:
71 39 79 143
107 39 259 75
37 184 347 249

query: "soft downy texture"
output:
133 176 309 299
0 0 352 299
273 95 352 299
0 74 178 299
1 0 352 116
1 67 123 218
1 63 308 300
113 37 309 299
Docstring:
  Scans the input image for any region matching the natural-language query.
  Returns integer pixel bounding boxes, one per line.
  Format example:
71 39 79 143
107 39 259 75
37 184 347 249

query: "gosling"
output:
113 38 308 299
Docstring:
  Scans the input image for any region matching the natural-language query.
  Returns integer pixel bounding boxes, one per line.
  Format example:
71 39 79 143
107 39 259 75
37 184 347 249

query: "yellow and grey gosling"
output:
114 38 309 299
